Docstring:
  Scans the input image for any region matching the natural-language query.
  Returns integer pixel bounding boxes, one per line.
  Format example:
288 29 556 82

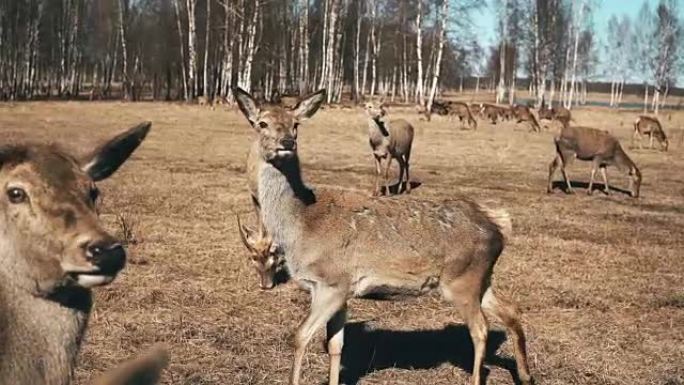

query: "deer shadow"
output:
550 180 632 196
379 180 423 195
337 321 524 385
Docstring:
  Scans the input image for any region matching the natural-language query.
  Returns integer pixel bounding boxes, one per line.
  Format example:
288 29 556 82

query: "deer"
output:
0 122 169 385
547 121 642 197
511 104 541 132
234 87 533 385
447 101 478 130
481 103 510 124
633 115 669 151
236 214 280 290
364 101 415 196
197 95 209 107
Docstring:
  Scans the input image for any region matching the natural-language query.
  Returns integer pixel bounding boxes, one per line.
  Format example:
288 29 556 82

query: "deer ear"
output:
236 215 257 251
293 89 326 121
234 87 260 128
81 121 151 182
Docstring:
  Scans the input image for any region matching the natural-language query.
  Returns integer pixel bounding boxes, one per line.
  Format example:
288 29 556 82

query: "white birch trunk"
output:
426 0 447 112
415 0 424 105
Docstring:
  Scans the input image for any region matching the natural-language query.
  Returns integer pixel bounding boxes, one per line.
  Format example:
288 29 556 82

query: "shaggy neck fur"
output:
369 116 390 138
257 151 315 277
0 229 91 385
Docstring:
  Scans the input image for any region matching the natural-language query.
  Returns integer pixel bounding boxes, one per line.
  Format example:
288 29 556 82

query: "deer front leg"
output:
384 156 393 196
547 156 559 193
290 285 348 385
649 133 654 149
404 156 411 194
372 155 382 197
326 307 347 385
587 163 598 195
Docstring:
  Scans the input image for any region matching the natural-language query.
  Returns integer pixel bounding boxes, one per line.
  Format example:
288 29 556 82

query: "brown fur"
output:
548 124 642 197
0 123 160 385
235 88 533 385
90 345 169 385
511 105 541 132
481 103 511 124
446 101 478 130
236 214 279 290
633 115 669 151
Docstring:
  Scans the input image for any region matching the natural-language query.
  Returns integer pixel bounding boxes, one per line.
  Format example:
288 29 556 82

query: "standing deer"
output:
548 122 642 197
234 87 533 385
0 122 168 385
447 101 478 130
633 115 669 151
365 102 414 196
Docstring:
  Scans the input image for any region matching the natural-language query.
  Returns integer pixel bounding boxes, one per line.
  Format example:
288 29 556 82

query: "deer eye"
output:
7 187 27 204
258 121 268 129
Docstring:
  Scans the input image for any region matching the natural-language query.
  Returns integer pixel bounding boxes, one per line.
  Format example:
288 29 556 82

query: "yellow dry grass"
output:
0 100 682 385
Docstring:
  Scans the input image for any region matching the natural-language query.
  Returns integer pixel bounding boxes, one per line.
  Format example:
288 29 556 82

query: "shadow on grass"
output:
550 180 632 196
378 180 423 196
339 321 524 385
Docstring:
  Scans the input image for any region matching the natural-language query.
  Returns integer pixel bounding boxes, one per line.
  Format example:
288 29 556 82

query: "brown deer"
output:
548 122 642 197
364 101 415 196
236 214 280 290
633 115 669 151
447 101 478 130
234 87 533 385
0 122 168 385
481 103 510 124
511 104 541 132
197 95 209 106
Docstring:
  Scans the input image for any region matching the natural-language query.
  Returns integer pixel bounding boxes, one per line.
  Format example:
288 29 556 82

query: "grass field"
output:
1 100 682 385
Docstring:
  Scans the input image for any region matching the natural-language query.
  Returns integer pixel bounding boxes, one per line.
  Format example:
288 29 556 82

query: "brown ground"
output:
0 100 682 385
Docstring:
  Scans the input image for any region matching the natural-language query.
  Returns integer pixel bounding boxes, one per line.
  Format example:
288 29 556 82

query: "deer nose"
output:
87 242 126 275
280 137 296 150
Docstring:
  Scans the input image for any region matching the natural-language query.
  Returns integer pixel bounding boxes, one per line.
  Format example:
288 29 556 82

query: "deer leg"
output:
559 151 575 194
326 307 347 385
547 156 560 193
600 167 610 195
649 133 654 149
397 157 406 194
481 287 533 385
404 154 412 194
290 285 348 385
372 155 382 197
384 156 393 196
587 165 597 195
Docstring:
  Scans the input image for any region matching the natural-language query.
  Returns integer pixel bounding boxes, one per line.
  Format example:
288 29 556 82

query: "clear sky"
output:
469 0 682 82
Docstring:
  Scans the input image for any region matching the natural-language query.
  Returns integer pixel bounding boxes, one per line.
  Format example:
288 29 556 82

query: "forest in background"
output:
0 0 681 112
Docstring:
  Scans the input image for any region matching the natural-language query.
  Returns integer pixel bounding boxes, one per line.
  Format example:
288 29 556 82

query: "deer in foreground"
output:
236 214 280 290
235 87 533 385
0 122 168 385
364 101 414 196
633 115 669 151
548 122 642 197
447 101 478 130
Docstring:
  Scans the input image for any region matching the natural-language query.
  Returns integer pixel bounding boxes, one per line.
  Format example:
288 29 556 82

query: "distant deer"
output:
235 87 533 385
548 122 642 197
236 214 280 290
364 101 415 196
0 122 168 384
512 104 541 132
197 95 209 106
415 103 431 121
481 103 510 124
633 115 669 151
448 101 478 130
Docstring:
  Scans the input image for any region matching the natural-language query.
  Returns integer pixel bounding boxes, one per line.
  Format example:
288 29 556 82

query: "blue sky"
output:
470 0 682 82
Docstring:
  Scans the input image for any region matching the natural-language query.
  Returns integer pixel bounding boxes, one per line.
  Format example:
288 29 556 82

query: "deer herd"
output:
0 86 674 385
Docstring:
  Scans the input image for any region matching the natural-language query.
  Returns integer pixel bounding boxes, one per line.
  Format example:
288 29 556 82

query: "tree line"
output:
0 0 680 113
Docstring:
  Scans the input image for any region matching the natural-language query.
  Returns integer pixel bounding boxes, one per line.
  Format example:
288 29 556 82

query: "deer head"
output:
234 87 326 164
236 214 279 290
0 122 151 295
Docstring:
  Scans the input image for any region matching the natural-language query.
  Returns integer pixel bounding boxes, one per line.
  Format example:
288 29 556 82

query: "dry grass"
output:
0 100 682 385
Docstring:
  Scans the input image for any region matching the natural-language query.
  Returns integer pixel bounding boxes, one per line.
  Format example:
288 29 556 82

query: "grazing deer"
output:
447 101 478 130
548 122 642 197
511 105 541 132
633 115 669 151
364 101 415 196
235 87 533 385
236 214 280 290
0 122 168 385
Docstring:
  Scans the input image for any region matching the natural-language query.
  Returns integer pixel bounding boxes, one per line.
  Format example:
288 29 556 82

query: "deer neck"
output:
257 152 314 269
0 236 91 385
369 116 390 139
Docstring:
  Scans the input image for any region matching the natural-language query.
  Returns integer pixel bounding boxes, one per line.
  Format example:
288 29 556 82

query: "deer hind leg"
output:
481 288 533 385
326 307 347 385
397 157 406 194
404 153 412 194
547 155 560 193
290 285 348 385
372 155 382 196
600 167 610 195
587 161 598 195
